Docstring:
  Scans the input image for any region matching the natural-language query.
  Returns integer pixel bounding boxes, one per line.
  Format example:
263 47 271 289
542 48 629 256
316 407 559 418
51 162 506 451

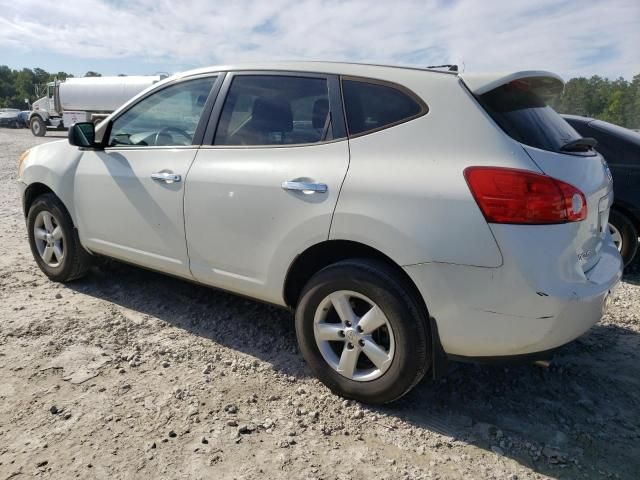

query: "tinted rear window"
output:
479 84 583 153
342 79 424 136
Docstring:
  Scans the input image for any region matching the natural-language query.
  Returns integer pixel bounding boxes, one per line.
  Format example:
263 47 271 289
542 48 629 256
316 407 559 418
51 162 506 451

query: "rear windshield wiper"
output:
559 137 597 153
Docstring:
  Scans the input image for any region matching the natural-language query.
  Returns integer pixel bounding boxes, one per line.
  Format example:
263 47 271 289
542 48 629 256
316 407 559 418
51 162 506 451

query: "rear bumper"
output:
404 239 622 357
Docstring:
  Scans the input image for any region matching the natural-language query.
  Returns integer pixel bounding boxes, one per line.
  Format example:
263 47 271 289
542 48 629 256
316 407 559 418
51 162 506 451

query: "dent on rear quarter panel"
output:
331 72 539 267
21 140 84 226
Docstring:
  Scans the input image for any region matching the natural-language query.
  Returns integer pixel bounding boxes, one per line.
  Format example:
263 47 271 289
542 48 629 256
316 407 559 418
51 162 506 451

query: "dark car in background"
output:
18 111 31 128
563 115 640 266
0 108 23 128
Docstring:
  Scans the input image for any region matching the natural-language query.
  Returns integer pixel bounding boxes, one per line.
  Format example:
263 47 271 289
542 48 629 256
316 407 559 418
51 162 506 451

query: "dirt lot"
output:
1 127 639 480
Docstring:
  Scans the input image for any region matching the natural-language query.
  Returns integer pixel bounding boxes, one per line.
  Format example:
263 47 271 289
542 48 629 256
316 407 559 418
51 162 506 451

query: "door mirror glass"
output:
68 122 99 148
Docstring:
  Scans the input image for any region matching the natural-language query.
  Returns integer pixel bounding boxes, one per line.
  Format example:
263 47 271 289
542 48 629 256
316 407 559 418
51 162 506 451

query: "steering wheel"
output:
153 126 192 146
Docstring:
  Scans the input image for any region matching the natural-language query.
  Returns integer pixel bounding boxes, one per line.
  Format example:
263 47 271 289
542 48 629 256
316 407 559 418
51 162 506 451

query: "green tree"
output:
551 73 640 129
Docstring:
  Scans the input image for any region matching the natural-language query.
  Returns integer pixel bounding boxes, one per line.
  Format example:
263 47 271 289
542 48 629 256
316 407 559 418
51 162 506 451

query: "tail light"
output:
464 167 587 224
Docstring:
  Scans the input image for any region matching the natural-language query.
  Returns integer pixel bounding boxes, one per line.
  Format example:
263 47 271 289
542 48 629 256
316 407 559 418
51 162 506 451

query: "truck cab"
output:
29 82 63 136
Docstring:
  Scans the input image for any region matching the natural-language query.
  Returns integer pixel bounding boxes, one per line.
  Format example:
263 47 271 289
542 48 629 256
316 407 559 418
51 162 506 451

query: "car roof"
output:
169 63 565 98
171 61 458 80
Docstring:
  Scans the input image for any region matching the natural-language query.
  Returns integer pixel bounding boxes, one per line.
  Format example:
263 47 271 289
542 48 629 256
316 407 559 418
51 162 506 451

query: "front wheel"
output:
27 193 91 282
609 210 639 267
295 259 431 404
30 116 46 137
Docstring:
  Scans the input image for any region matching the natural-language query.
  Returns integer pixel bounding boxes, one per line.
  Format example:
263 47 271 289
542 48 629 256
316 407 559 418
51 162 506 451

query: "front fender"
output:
20 140 83 226
29 111 50 124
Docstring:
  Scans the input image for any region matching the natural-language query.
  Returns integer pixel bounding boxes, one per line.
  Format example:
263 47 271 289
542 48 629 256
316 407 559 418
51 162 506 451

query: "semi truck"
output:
29 75 163 136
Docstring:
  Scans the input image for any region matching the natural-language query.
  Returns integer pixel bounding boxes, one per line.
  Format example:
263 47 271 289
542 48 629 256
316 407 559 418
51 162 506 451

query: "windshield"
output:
478 83 591 154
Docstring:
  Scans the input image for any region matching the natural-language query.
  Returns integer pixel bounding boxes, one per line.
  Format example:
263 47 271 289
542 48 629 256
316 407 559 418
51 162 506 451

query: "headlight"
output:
17 149 31 178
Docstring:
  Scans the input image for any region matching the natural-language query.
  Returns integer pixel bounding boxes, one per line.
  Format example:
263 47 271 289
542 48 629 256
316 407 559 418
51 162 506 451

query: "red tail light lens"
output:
464 167 587 224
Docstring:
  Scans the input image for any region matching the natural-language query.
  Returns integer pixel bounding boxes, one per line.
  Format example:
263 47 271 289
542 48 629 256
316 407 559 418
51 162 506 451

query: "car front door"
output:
74 75 221 278
184 72 349 303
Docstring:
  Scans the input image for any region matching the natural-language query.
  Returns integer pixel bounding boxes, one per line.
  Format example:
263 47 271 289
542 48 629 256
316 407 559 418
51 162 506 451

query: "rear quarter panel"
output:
331 73 540 267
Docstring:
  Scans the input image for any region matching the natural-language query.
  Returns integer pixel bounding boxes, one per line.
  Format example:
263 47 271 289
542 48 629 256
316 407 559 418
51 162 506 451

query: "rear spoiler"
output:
460 71 565 97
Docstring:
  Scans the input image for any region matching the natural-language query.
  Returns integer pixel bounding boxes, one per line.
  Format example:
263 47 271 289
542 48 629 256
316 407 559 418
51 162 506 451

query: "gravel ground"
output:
1 127 639 480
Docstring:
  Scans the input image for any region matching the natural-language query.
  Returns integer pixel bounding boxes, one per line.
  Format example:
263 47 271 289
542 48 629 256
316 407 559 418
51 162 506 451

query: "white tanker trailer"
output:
29 75 163 136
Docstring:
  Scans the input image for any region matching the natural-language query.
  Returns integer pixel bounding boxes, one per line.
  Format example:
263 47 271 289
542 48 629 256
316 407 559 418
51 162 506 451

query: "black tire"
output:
30 116 46 137
27 193 91 282
609 210 639 267
295 258 431 404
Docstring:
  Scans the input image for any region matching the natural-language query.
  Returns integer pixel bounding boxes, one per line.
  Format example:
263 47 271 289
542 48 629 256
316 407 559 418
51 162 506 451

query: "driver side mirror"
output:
68 122 102 149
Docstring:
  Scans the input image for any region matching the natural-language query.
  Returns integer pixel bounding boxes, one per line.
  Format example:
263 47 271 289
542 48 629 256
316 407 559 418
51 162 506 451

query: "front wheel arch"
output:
23 183 81 233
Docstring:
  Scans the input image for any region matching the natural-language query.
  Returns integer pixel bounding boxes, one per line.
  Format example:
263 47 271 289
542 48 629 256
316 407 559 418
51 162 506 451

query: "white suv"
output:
17 62 622 403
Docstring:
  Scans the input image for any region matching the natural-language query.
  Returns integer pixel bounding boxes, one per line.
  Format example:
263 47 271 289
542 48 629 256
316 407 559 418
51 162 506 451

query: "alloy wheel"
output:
313 290 395 382
33 210 65 267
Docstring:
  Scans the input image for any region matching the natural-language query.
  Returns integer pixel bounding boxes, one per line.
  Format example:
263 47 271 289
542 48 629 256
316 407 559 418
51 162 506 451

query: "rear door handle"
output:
281 181 328 194
151 172 181 184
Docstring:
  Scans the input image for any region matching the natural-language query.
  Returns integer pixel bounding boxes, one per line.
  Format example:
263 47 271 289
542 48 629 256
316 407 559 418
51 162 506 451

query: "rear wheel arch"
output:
283 240 450 377
283 240 427 314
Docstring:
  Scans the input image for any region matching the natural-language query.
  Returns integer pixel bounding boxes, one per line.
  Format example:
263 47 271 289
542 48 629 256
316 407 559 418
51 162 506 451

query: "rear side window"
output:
479 83 585 154
214 75 331 146
342 79 425 136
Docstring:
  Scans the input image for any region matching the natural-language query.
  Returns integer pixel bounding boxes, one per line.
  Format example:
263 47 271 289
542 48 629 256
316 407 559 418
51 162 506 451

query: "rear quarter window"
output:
342 79 426 136
479 83 584 153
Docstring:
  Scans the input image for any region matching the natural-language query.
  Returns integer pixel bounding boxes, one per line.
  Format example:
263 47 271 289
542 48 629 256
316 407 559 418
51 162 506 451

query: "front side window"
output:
214 75 331 146
109 76 216 147
342 79 424 136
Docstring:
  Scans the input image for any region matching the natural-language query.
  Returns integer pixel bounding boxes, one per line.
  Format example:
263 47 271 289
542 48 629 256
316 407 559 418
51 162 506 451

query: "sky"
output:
0 0 638 80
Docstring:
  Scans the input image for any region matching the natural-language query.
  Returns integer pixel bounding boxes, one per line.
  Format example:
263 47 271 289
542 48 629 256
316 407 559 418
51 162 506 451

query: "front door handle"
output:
281 181 328 194
151 172 181 184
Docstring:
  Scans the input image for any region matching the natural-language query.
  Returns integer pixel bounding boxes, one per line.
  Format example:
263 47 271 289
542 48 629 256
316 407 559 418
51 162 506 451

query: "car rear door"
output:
183 72 349 304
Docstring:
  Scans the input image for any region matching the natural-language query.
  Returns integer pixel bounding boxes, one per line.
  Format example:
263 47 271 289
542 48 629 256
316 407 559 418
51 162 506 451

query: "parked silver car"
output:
0 108 23 128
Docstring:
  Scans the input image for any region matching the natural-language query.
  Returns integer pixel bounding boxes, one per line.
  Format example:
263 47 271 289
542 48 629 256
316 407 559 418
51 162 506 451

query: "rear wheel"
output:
609 210 638 267
30 116 46 137
27 193 91 282
295 259 430 404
